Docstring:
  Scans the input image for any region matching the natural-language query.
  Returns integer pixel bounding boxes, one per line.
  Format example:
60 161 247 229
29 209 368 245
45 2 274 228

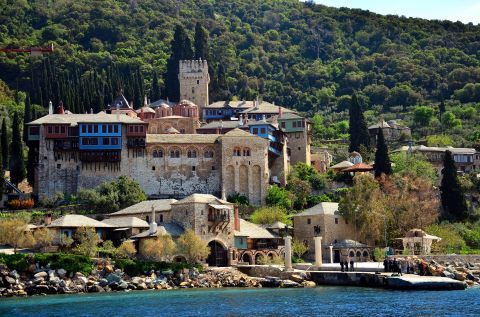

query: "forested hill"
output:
1 0 480 117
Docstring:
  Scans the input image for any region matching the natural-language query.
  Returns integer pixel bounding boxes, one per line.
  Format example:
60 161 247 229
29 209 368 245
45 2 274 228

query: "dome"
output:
165 127 180 134
349 151 361 157
177 100 197 107
158 103 170 108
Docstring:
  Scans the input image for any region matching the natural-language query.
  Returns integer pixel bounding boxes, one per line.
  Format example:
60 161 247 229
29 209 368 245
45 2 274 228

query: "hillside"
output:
0 0 479 145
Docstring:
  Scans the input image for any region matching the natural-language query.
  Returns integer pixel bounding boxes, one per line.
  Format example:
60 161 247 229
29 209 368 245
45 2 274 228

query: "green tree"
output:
413 106 434 126
250 206 291 226
1 118 8 170
73 227 100 257
426 135 453 147
373 129 392 177
292 238 308 259
266 185 293 210
440 150 468 221
390 152 437 184
348 93 370 153
194 22 209 60
10 112 25 186
150 71 161 101
0 136 4 195
26 145 36 187
23 94 31 143
441 111 462 129
177 229 210 264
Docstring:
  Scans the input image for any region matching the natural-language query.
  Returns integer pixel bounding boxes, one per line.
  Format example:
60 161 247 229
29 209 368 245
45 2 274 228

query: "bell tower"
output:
179 59 209 120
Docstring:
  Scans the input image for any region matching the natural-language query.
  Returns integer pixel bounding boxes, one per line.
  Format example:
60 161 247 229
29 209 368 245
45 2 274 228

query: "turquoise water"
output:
1 287 479 316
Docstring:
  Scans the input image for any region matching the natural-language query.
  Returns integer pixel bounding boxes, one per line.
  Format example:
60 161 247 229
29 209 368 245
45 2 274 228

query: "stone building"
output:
278 112 311 166
310 147 332 174
179 59 210 119
394 145 479 173
110 195 284 266
293 202 365 263
368 120 411 144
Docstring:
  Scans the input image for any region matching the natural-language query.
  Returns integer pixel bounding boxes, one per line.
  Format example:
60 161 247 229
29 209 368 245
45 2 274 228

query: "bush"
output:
8 198 35 210
114 259 201 276
34 253 94 275
116 241 136 259
0 253 30 271
250 206 292 226
227 192 250 206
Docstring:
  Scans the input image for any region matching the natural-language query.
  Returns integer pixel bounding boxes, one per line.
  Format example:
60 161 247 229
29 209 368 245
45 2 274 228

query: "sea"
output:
0 286 479 316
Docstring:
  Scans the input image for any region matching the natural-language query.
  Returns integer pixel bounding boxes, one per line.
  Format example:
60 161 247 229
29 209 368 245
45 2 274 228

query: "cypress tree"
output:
0 140 4 196
1 118 8 169
194 22 209 60
348 93 370 153
23 94 31 143
151 71 161 101
164 25 193 101
373 129 392 177
440 150 468 221
10 112 25 187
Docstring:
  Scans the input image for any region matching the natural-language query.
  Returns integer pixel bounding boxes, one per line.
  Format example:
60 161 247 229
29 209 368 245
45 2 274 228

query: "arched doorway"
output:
207 240 228 267
242 253 252 264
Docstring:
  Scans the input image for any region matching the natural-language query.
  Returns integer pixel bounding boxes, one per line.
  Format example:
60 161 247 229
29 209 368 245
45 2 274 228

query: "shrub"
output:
250 206 292 226
8 198 35 210
139 236 176 262
34 253 94 275
227 192 250 206
0 254 30 271
116 241 136 259
176 229 210 264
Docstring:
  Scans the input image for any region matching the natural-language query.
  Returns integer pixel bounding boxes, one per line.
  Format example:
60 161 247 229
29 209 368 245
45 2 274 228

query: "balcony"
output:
127 138 146 148
208 210 230 222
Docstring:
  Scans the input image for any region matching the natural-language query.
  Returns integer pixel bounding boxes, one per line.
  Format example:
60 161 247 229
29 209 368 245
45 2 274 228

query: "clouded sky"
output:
314 0 480 24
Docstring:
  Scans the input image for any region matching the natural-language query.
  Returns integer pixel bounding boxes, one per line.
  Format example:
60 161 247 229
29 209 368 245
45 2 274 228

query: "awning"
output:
209 204 233 210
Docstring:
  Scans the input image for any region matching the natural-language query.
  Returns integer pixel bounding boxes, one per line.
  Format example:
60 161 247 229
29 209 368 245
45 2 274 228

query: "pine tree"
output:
10 112 25 187
23 94 31 143
194 22 209 60
1 118 8 170
440 150 468 221
348 93 370 153
164 25 193 101
151 71 161 101
373 129 392 177
0 141 4 196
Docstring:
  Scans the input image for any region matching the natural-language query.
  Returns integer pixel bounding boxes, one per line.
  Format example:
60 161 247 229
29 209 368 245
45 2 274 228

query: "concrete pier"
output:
309 272 467 291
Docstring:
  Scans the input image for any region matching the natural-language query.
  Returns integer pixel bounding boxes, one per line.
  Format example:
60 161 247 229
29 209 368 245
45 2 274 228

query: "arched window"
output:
243 148 251 156
170 149 180 158
204 149 214 158
233 147 241 157
187 149 197 158
153 149 163 158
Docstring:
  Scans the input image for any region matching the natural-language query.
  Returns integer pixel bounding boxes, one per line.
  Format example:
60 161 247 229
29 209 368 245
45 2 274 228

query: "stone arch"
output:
349 250 355 258
267 252 275 260
152 147 164 158
255 252 265 264
242 252 253 264
252 165 261 205
174 255 187 263
356 251 361 259
206 240 228 267
239 165 248 195
225 165 235 196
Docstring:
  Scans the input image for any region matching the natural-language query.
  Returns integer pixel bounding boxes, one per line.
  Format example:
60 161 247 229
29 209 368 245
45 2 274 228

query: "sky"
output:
314 0 480 24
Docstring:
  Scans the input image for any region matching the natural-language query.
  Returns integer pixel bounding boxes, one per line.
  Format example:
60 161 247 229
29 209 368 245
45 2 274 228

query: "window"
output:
114 125 118 133
204 150 214 158
192 87 195 94
54 126 60 134
233 147 241 156
103 138 110 145
260 128 266 134
94 125 98 133
211 166 215 170
111 138 119 145
134 126 139 133
170 150 180 158
108 125 113 133
293 121 297 128
57 164 61 169
281 122 285 129
252 128 258 134
159 214 163 222
335 218 338 224
82 138 88 145
187 150 197 158
88 125 93 133
345 219 349 224
152 166 155 171
103 125 107 133
243 148 251 156
48 126 53 134
197 80 199 85
60 126 65 134
81 125 86 133
192 166 196 171
153 149 163 158
180 129 185 134
307 218 311 224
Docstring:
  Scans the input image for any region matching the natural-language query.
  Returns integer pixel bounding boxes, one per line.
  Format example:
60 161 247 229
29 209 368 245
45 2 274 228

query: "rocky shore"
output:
0 262 314 297
393 256 480 286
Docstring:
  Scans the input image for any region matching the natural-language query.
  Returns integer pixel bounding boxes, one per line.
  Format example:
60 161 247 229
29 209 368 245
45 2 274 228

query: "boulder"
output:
34 271 48 279
9 270 20 280
136 283 148 290
4 276 16 285
98 278 109 287
104 265 114 274
106 273 122 283
301 281 317 288
56 269 67 278
118 281 129 290
280 280 300 288
75 276 88 285
442 271 456 279
290 274 304 283
454 272 467 281
88 285 105 293
131 277 144 285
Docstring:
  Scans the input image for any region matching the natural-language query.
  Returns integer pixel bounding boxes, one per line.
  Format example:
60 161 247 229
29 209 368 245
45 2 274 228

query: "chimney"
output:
90 108 93 114
140 107 145 121
48 100 53 115
234 206 240 231
143 96 148 107
44 213 52 225
57 101 65 114
278 106 282 118
149 206 157 234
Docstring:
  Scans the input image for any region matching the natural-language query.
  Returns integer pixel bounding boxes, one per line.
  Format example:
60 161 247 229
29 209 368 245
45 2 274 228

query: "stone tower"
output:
179 59 210 120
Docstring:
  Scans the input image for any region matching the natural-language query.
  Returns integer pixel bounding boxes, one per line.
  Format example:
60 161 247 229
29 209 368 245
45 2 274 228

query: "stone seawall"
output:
394 255 480 265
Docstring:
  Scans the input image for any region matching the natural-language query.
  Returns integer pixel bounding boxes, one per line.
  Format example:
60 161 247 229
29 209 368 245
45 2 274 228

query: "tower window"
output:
197 80 199 85
152 166 156 171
